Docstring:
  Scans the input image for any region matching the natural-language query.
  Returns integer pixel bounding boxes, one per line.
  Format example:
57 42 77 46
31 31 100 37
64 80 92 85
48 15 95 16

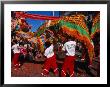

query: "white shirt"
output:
44 44 54 58
12 44 20 53
62 41 76 56
24 44 28 48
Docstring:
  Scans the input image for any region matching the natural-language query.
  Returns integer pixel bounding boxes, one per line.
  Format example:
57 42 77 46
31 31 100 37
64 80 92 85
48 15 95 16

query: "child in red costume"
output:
19 43 27 66
11 40 20 70
41 41 59 77
61 38 76 77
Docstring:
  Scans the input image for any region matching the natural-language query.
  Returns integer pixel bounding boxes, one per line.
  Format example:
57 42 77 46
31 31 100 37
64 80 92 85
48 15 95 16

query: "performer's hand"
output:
88 64 93 68
81 59 85 62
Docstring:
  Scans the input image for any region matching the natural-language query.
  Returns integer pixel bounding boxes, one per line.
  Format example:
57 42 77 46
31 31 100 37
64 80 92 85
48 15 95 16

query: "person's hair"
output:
19 42 24 46
45 41 51 48
72 37 75 41
67 35 75 41
13 40 17 44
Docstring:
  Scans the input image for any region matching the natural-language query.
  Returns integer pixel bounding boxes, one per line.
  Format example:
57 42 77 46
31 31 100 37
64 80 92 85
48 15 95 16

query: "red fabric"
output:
20 47 27 55
21 19 25 23
12 53 20 67
61 56 76 77
42 55 58 76
16 12 59 20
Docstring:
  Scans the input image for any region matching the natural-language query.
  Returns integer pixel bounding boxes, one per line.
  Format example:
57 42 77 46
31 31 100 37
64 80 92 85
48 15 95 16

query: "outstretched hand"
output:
81 58 85 62
88 64 93 68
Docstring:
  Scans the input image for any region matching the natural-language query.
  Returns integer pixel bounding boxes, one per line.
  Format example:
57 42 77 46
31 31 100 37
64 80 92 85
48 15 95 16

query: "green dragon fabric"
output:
36 28 46 36
59 20 90 39
91 22 100 34
36 20 93 42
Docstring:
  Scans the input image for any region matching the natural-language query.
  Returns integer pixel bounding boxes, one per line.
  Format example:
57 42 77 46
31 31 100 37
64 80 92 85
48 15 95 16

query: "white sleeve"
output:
17 44 20 49
51 44 54 50
62 44 66 51
74 41 76 46
44 50 47 57
11 45 14 50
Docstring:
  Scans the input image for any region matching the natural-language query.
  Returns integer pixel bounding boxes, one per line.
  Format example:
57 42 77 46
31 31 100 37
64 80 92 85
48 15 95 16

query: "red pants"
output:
61 56 75 77
12 53 20 68
42 55 58 76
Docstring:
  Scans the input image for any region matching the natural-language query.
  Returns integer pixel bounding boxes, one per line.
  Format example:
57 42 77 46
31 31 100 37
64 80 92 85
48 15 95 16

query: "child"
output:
41 41 59 77
11 40 20 70
61 37 76 77
19 43 27 66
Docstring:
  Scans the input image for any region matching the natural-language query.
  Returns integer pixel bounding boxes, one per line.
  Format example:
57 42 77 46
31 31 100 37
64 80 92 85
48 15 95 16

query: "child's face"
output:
20 45 23 47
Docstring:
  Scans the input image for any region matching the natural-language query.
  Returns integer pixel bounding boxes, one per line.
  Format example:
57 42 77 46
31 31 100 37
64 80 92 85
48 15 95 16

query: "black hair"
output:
13 40 17 44
45 41 51 48
19 42 24 46
67 35 75 41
